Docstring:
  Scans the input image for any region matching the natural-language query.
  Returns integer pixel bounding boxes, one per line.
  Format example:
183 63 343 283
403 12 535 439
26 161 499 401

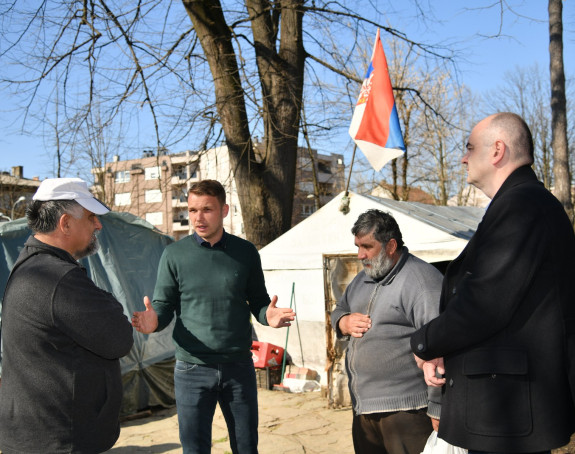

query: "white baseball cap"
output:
33 178 110 215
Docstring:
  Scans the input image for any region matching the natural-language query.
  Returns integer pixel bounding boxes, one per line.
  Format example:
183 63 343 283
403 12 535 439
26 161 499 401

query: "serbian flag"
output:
349 29 405 171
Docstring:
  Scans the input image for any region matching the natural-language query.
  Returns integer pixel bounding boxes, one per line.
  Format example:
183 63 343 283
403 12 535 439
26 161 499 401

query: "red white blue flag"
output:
349 29 405 172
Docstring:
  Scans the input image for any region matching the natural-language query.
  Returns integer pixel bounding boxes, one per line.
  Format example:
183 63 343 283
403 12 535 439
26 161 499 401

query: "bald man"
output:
411 113 575 454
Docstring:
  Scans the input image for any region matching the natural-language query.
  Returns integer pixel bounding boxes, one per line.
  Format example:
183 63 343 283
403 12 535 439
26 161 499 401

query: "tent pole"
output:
281 283 295 376
291 285 304 367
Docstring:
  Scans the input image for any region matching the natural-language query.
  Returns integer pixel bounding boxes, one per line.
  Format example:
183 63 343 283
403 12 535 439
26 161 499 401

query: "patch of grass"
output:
212 436 229 444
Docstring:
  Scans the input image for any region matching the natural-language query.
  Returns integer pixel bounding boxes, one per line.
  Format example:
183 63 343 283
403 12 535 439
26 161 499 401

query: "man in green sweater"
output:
132 179 295 454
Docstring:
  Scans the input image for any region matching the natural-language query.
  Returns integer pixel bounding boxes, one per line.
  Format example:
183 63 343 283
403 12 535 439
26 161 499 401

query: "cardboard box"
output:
284 366 318 381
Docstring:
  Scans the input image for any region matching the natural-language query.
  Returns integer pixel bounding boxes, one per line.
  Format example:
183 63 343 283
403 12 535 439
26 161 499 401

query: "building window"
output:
114 192 131 206
145 189 163 203
114 170 130 183
146 212 163 225
145 166 161 180
172 191 187 203
318 161 332 174
301 204 316 216
319 182 334 196
172 166 187 180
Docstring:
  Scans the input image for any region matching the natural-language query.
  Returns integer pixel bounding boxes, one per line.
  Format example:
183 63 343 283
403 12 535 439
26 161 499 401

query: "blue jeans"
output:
174 359 259 454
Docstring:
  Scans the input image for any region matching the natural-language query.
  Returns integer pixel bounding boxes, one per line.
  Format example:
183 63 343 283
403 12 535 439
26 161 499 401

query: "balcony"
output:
172 219 189 232
171 174 187 185
130 164 144 175
172 197 188 208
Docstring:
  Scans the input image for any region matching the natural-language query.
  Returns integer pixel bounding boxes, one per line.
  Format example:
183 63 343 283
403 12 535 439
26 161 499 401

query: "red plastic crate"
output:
251 341 284 368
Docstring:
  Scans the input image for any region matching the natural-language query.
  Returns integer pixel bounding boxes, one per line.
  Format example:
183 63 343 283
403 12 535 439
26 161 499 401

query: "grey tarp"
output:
0 212 176 415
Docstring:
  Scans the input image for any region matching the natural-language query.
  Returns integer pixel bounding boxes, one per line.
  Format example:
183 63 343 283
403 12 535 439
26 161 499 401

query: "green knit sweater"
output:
153 233 270 364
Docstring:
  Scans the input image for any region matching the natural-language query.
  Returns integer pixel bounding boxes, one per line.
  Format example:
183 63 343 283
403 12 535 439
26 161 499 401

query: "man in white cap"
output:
0 178 134 453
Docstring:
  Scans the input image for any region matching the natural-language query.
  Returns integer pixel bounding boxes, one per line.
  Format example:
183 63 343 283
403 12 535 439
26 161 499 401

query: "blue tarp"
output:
0 212 177 414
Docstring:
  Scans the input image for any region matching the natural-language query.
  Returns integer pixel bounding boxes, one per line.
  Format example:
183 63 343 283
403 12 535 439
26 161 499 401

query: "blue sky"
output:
0 1 573 181
424 1 575 93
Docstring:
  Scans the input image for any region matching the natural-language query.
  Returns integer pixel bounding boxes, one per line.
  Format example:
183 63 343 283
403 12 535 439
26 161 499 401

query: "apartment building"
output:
0 166 41 222
93 145 345 241
292 148 345 225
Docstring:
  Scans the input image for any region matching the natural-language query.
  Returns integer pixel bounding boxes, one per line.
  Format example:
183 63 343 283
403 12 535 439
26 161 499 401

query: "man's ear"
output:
58 213 71 235
222 203 230 219
386 238 398 256
492 139 506 165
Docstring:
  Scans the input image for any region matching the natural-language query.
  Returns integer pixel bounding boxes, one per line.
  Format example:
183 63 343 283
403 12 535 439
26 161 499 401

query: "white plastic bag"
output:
421 430 467 454
281 378 321 393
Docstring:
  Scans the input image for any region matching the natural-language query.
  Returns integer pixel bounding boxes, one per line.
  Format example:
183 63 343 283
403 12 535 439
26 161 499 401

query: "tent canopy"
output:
260 191 485 270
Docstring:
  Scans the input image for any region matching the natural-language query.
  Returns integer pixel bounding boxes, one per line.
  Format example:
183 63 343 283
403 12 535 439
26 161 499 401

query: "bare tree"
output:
548 0 573 220
181 0 304 247
74 104 126 205
484 64 554 190
0 1 456 246
413 75 471 205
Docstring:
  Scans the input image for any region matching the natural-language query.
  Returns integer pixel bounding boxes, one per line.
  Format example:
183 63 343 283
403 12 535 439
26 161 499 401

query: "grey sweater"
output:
331 248 442 418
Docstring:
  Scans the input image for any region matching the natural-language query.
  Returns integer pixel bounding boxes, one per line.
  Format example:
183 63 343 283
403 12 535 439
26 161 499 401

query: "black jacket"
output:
412 166 575 452
0 236 134 453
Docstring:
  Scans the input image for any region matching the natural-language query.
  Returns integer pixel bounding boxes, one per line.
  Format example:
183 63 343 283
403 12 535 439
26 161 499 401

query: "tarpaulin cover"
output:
0 212 177 415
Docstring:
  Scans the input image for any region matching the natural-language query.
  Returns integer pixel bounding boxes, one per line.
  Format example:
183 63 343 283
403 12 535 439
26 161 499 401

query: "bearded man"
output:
331 209 443 454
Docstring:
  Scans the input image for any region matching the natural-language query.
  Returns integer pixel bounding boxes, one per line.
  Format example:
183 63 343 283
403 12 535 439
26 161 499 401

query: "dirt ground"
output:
108 387 575 454
107 388 354 454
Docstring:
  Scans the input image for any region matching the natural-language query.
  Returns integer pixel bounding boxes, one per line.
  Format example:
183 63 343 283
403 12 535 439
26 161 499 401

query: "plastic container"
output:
251 341 284 368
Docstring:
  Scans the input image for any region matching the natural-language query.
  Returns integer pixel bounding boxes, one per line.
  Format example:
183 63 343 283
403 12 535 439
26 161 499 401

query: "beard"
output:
363 248 395 280
75 234 100 260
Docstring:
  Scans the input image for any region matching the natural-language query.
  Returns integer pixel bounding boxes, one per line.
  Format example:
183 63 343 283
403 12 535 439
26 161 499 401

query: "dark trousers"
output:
352 408 432 454
174 359 259 454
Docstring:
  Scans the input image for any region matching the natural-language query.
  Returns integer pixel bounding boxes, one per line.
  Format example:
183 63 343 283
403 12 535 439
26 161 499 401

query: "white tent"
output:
253 191 485 380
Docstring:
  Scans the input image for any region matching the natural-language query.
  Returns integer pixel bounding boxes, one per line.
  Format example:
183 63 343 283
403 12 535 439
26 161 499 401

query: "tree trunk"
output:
390 160 399 200
182 0 304 248
548 0 573 220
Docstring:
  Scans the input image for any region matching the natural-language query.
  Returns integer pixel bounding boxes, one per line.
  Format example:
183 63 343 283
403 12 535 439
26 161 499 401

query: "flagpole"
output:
344 144 357 197
339 144 357 214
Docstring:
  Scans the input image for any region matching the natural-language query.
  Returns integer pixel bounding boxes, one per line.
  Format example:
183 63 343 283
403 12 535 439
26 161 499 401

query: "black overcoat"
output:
412 166 575 452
